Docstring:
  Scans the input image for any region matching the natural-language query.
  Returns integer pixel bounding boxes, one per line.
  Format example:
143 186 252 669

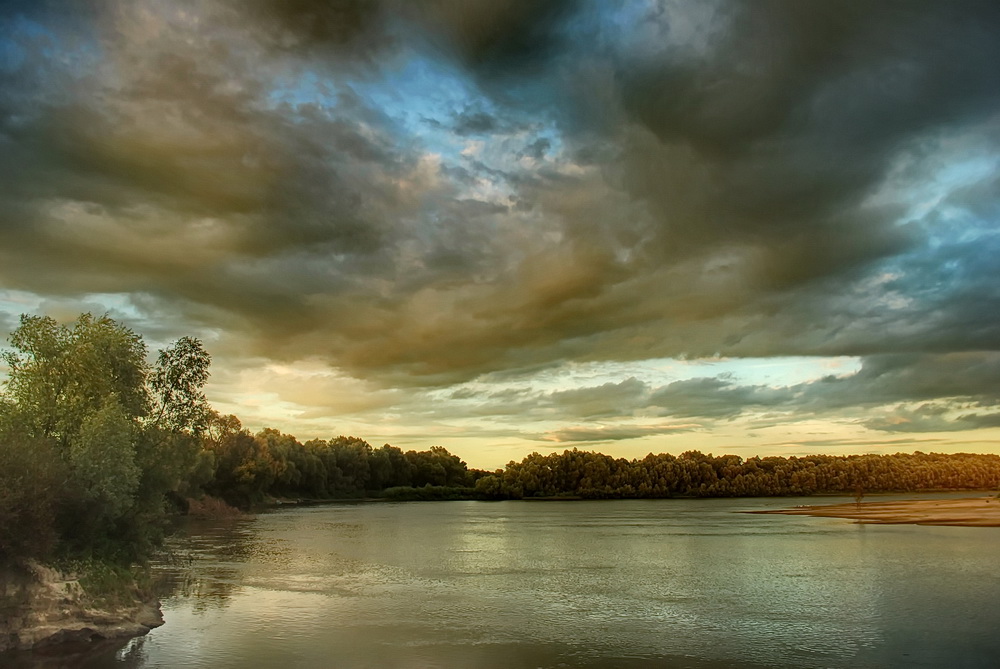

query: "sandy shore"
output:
750 496 1000 527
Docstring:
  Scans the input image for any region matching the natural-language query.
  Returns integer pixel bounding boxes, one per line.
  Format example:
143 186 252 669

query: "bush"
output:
0 433 66 564
65 558 153 608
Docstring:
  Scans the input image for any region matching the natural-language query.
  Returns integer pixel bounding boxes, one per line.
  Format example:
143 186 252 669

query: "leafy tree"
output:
407 446 470 487
369 444 415 489
0 313 215 561
2 313 149 446
149 336 212 435
329 436 373 493
474 474 504 499
69 398 141 518
205 430 278 506
0 430 65 563
205 410 244 445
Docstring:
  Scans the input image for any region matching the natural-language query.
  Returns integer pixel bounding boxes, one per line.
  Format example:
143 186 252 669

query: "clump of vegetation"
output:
184 495 243 519
66 559 153 609
0 314 213 567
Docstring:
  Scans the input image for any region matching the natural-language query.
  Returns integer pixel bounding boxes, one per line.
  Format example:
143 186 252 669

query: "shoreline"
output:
0 562 162 654
749 495 1000 526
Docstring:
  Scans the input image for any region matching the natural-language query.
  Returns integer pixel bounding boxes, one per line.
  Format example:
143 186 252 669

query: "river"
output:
11 495 1000 668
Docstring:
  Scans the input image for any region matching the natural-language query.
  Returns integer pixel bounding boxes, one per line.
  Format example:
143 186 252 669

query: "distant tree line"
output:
201 425 476 507
473 449 1000 500
3 313 1000 567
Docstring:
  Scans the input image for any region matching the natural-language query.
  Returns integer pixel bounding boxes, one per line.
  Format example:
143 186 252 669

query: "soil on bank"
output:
0 561 162 653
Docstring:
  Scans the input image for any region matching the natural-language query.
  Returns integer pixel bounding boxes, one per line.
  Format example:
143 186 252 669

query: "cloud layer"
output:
2 1 999 464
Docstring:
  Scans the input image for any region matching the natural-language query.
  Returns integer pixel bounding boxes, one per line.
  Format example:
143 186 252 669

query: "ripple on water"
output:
119 499 1000 669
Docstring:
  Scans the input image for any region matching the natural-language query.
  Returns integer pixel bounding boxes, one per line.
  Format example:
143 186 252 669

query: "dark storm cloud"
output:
692 353 1000 429
648 377 790 419
519 137 550 160
545 378 649 419
406 0 579 75
620 2 1000 153
864 408 1000 434
425 105 533 138
390 0 1000 375
238 0 392 58
452 109 498 135
602 1 1000 280
0 0 434 343
1 0 999 405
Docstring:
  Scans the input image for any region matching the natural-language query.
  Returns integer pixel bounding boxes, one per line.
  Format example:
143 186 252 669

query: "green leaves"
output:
1 313 149 446
0 312 215 562
149 336 212 434
69 399 140 518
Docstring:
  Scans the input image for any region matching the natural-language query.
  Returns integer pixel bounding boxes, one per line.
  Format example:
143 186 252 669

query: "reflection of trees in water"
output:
152 515 260 613
0 636 147 669
155 563 242 614
0 516 262 669
1 517 268 668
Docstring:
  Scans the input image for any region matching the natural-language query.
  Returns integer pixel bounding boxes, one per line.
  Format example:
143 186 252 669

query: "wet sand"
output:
751 496 1000 526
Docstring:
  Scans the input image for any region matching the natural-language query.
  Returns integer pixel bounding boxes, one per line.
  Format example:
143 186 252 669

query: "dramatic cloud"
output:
1 1 998 466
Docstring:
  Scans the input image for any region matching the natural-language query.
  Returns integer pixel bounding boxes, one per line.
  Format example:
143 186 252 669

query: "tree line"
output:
3 312 999 567
474 448 1000 500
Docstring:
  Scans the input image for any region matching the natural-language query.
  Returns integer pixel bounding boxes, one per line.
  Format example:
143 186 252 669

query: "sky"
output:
1 0 999 469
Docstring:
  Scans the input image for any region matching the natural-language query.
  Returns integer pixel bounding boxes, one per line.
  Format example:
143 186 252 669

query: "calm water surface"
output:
16 496 1000 668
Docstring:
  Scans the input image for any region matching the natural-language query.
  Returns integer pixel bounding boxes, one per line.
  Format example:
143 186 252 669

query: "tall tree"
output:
70 398 141 518
149 336 212 435
1 313 150 560
1 313 149 447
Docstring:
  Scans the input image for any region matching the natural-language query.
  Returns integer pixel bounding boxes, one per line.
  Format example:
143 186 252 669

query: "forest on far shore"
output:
2 313 1000 567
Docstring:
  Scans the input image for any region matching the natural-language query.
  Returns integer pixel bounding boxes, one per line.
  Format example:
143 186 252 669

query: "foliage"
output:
69 398 141 518
62 558 153 608
204 429 279 507
407 445 471 487
0 430 65 564
203 428 475 504
0 313 214 564
484 448 1000 500
1 314 148 447
149 336 212 435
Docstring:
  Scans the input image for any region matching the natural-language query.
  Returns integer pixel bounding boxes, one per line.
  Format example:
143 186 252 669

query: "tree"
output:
0 430 66 563
69 398 141 518
0 313 215 561
1 313 149 447
149 336 212 435
406 446 469 487
206 430 278 506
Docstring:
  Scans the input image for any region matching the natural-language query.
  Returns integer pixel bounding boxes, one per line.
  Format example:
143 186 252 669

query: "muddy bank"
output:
0 561 162 653
750 495 1000 526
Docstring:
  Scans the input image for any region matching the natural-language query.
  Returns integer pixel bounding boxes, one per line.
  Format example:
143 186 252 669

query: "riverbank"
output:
0 561 162 652
750 495 1000 526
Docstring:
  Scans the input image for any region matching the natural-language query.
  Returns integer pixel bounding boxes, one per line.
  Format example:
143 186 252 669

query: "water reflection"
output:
151 515 258 613
6 496 1000 668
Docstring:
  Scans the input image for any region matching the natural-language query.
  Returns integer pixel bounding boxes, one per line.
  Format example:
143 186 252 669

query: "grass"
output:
59 558 152 609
